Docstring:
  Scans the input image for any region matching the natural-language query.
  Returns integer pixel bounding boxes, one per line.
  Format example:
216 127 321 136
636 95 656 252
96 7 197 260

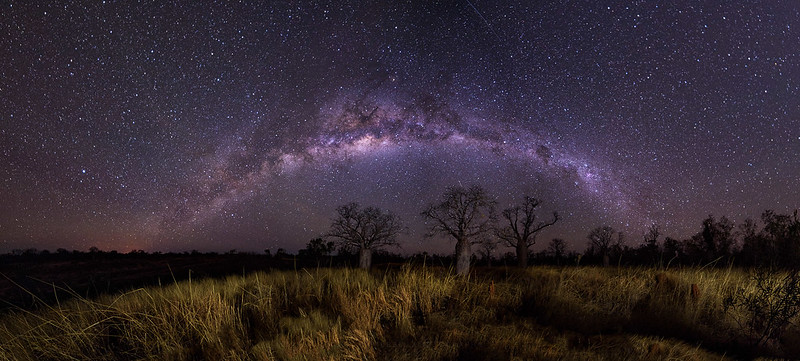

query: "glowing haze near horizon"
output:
1 1 799 254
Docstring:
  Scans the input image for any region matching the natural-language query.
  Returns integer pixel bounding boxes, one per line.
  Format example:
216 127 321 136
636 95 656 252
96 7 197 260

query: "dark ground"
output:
0 253 304 310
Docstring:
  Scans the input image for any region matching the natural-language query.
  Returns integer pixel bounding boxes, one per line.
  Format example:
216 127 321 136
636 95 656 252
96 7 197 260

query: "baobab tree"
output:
476 236 501 267
587 226 623 267
639 223 661 265
325 202 404 269
547 238 567 265
421 185 495 276
496 196 559 268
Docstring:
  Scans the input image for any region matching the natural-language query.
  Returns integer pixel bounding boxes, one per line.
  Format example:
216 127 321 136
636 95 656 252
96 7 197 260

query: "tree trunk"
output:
602 253 610 267
517 241 528 268
359 248 372 270
455 239 471 276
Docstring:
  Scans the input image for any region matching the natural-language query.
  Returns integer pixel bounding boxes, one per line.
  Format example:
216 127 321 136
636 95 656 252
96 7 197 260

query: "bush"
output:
725 267 800 352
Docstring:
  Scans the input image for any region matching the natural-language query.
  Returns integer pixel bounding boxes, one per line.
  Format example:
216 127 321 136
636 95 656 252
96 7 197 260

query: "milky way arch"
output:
153 90 639 248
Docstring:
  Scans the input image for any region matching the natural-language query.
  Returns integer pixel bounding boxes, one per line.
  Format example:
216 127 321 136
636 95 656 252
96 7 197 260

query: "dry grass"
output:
0 265 791 360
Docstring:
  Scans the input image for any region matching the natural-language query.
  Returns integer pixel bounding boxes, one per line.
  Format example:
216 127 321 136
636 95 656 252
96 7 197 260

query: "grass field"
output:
0 265 796 360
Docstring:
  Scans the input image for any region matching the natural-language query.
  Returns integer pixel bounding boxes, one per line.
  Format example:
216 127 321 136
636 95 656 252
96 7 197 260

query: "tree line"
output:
6 185 798 274
320 184 800 274
574 211 800 270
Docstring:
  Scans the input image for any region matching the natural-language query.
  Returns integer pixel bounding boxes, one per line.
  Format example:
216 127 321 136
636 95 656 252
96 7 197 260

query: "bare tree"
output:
325 202 404 269
547 238 567 264
633 223 662 265
496 196 559 268
644 224 660 248
421 185 495 276
587 226 620 267
477 236 501 267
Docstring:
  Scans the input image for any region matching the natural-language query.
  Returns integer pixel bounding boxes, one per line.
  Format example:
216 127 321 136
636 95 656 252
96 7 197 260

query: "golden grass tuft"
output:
0 265 791 360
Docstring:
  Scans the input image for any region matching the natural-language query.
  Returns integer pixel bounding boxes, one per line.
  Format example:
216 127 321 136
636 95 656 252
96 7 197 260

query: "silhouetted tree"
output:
687 215 736 265
325 202 404 269
611 232 627 265
496 196 559 268
644 224 660 248
662 236 683 266
637 224 661 265
476 236 501 267
760 210 800 268
587 226 621 267
336 244 357 260
421 185 495 276
739 217 766 266
547 238 567 265
299 237 335 262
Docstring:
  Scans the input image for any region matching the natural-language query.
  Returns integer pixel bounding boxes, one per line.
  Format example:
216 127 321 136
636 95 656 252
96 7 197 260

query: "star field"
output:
1 1 799 253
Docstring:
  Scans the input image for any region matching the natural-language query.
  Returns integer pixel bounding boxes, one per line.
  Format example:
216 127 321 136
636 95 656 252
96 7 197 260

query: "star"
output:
0 1 797 254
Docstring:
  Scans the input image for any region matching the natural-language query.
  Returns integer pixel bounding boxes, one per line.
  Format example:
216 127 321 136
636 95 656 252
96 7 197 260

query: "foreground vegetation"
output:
1 265 798 360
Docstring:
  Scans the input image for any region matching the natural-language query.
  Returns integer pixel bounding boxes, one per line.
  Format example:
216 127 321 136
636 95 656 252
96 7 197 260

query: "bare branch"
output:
325 203 404 251
496 196 559 267
421 185 496 275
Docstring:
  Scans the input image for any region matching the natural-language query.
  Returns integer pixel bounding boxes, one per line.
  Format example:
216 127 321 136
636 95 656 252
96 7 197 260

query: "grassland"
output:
0 265 796 360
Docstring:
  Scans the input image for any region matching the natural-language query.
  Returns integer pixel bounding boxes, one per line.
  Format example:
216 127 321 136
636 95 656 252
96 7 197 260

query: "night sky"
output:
2 1 799 254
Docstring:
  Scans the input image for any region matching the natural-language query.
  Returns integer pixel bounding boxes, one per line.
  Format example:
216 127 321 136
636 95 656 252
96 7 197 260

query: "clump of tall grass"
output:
0 265 786 360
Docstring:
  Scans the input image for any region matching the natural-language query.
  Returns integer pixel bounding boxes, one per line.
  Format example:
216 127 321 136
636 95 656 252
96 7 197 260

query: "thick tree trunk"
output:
359 248 372 269
455 239 471 276
517 242 528 268
602 253 610 267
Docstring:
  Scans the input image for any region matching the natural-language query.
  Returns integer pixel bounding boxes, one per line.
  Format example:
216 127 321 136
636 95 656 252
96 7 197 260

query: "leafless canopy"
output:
325 202 403 251
496 196 560 249
547 238 566 257
420 185 496 243
587 225 619 254
644 223 660 246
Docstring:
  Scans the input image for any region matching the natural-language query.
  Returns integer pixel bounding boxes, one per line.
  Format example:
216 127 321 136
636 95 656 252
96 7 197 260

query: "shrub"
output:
724 267 800 351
